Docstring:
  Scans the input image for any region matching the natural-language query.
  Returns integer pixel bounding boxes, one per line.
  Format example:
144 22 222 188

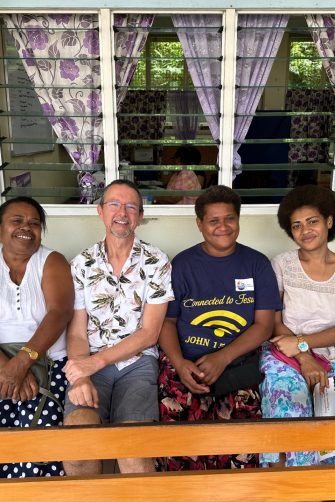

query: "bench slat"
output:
0 467 334 502
0 419 335 462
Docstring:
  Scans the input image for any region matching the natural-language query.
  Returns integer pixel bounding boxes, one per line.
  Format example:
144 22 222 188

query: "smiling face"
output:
196 202 240 257
0 202 42 257
97 184 143 240
290 205 333 252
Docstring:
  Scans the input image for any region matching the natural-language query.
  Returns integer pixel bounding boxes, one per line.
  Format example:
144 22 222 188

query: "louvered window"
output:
0 10 334 210
0 13 103 204
232 13 335 202
114 14 222 205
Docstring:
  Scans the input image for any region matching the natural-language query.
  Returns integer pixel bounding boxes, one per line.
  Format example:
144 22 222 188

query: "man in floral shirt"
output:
63 180 174 475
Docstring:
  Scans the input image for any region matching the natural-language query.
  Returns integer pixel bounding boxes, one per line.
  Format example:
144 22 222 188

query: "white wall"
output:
43 214 298 262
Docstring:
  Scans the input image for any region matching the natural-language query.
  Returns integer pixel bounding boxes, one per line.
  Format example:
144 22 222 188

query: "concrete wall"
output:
43 213 299 262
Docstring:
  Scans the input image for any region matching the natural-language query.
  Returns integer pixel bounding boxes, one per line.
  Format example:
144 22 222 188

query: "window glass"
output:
289 40 326 88
115 14 221 206
0 13 104 204
0 10 333 209
232 13 333 203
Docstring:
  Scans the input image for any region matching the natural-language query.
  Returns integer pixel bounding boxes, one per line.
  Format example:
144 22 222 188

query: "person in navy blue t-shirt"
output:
158 185 281 472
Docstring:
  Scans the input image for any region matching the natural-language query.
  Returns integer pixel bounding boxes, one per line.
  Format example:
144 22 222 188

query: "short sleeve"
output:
146 253 174 305
166 256 185 318
71 257 86 310
271 254 284 294
253 254 282 311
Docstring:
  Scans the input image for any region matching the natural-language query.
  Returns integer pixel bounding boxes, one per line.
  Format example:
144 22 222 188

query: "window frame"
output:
0 6 334 217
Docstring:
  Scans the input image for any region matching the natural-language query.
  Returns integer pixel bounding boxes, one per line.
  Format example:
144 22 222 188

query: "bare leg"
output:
269 452 286 468
117 457 156 473
63 409 102 476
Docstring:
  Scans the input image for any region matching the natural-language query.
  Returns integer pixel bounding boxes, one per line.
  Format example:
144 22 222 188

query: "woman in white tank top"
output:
0 196 74 478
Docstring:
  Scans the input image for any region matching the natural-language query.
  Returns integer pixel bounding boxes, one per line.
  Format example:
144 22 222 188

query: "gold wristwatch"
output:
20 346 39 360
297 335 309 353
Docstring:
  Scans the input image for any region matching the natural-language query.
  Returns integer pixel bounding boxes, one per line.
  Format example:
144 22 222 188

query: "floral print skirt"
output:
260 343 335 467
157 351 261 471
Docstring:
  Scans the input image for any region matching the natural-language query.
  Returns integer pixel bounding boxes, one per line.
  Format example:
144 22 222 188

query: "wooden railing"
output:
1 418 335 501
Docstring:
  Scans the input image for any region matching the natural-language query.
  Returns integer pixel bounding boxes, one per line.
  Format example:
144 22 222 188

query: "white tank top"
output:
0 244 66 360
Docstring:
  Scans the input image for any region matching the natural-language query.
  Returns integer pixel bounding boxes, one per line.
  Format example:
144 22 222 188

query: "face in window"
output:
196 202 240 257
290 205 332 251
98 184 143 240
0 202 43 257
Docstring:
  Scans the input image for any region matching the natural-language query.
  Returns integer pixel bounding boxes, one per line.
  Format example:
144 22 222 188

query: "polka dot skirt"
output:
0 358 67 478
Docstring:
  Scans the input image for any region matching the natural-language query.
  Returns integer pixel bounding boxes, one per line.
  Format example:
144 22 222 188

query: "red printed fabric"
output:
157 351 261 471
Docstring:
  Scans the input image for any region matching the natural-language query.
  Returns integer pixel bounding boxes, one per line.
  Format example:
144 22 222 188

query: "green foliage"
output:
289 41 326 87
131 39 192 88
131 60 146 87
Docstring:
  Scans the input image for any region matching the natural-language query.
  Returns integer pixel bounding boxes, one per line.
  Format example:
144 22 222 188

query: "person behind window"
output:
260 184 335 467
0 196 74 478
158 146 205 204
158 185 281 470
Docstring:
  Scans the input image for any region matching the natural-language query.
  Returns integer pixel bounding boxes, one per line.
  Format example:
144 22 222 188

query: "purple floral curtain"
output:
234 15 289 178
114 14 154 109
171 15 222 142
306 14 335 86
4 14 102 167
168 91 201 139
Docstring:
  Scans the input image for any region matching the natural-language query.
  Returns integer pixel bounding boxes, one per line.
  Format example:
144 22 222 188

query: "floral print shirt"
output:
71 237 174 369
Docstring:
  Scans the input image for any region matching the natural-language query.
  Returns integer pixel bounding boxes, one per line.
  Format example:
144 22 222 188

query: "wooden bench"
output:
1 418 335 501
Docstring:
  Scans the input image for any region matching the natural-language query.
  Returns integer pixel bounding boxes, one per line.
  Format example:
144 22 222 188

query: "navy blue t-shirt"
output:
167 242 282 360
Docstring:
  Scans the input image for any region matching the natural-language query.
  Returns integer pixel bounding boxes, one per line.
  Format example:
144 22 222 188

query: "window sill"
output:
43 203 279 217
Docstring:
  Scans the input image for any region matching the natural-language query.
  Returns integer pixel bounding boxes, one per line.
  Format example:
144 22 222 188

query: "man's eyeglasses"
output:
103 200 139 213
